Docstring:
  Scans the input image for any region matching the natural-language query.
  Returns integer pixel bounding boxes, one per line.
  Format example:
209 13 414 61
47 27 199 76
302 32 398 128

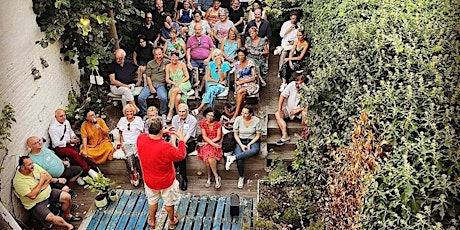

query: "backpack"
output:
222 132 236 152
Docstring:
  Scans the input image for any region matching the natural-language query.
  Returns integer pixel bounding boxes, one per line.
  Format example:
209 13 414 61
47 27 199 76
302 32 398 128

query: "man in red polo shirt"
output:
137 117 185 229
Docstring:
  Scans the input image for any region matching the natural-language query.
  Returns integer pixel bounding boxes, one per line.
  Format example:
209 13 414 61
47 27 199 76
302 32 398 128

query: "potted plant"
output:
83 170 118 208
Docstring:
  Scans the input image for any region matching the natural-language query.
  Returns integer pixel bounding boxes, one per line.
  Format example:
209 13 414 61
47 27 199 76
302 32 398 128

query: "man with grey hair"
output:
170 103 198 191
137 117 185 229
108 49 141 112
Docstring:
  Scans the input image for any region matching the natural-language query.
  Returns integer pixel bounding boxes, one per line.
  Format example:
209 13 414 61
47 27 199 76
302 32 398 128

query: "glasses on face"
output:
146 17 152 19
31 139 42 146
127 123 131 131
206 114 214 118
178 110 187 113
58 114 66 118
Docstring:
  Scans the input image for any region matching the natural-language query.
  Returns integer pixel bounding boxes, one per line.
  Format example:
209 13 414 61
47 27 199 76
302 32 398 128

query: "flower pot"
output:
95 193 108 208
108 190 118 202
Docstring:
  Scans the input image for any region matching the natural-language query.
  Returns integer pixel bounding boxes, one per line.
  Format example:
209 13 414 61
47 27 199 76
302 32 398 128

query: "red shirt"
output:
137 133 186 190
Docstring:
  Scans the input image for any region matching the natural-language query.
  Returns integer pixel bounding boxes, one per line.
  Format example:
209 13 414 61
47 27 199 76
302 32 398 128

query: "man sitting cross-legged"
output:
13 156 81 230
108 49 141 112
275 75 307 145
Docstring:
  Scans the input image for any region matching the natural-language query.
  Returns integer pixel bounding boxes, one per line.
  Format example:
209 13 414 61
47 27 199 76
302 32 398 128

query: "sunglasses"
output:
197 40 201 46
127 123 131 131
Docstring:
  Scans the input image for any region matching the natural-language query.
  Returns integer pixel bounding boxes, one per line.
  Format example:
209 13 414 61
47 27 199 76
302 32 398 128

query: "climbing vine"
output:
0 104 16 152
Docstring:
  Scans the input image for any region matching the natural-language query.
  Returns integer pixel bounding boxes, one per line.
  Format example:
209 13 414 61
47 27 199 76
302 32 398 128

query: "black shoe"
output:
71 203 79 212
181 180 188 191
68 190 77 199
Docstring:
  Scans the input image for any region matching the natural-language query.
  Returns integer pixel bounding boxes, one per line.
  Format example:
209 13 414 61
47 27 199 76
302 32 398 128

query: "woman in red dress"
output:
198 107 223 189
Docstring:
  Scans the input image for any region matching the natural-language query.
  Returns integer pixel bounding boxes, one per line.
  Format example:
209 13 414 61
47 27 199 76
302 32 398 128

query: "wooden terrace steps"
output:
79 190 253 230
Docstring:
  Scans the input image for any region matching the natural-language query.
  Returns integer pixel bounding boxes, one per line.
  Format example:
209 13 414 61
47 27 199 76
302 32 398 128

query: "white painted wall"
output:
0 0 80 223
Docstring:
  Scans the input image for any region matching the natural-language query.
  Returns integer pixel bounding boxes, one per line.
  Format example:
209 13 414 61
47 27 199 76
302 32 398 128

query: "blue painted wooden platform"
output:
79 190 253 230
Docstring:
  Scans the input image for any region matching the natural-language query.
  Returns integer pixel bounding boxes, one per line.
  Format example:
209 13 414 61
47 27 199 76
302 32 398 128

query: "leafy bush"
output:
260 0 460 228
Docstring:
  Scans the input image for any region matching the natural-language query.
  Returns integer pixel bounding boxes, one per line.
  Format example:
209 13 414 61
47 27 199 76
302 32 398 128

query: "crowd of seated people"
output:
13 2 309 227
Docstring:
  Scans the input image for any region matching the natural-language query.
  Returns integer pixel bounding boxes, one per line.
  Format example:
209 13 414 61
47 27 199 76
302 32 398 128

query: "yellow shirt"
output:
13 164 51 210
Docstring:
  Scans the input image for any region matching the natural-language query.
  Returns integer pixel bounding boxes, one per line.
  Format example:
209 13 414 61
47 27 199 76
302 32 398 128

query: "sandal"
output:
130 171 140 187
205 178 212 188
168 214 179 229
215 176 221 189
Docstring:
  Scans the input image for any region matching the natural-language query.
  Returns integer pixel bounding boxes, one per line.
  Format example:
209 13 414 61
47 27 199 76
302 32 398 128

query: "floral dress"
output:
168 67 192 103
198 119 223 161
165 38 185 59
234 59 259 95
246 37 268 75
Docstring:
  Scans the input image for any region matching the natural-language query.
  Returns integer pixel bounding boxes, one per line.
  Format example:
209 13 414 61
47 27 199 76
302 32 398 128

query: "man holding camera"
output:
137 117 186 229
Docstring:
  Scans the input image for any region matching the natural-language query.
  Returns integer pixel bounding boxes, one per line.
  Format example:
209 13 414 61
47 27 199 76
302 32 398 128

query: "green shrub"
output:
261 0 460 228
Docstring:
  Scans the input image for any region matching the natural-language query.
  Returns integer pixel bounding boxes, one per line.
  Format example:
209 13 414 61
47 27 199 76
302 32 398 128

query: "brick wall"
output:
0 0 80 223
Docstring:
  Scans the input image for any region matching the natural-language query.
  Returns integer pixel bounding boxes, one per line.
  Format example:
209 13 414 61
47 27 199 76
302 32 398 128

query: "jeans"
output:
234 138 260 177
188 59 207 86
138 84 168 116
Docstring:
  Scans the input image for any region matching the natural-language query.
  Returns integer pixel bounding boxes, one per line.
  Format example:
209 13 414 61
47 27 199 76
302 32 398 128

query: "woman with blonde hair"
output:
117 104 144 186
192 49 231 115
220 26 242 63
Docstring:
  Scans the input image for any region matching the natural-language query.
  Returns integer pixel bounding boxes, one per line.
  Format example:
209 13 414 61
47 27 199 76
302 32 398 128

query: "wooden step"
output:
266 134 302 152
267 119 303 136
186 155 267 180
266 150 296 160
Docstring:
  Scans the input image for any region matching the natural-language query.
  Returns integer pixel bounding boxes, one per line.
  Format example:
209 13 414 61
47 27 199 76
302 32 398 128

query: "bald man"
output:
27 136 82 189
186 23 215 87
49 109 97 179
108 49 141 112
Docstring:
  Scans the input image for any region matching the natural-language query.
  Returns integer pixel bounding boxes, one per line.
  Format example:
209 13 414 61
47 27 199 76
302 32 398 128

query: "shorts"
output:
60 165 83 179
144 180 180 206
30 188 61 223
283 107 301 120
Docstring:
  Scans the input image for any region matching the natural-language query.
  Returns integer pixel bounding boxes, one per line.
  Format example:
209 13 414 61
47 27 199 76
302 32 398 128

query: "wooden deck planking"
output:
212 196 226 230
84 191 252 230
125 192 147 229
105 190 132 230
193 196 209 230
115 191 141 230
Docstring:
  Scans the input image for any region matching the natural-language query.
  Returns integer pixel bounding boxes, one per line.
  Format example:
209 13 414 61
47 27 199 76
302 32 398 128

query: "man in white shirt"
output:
49 109 97 182
276 11 300 69
275 75 306 145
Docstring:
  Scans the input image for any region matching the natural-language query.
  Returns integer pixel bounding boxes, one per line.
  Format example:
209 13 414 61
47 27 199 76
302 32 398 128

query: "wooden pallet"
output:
79 191 253 230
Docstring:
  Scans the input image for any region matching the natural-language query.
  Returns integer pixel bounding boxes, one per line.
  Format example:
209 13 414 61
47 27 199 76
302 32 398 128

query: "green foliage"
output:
32 0 140 71
260 0 460 228
64 83 108 128
83 170 117 194
0 104 16 152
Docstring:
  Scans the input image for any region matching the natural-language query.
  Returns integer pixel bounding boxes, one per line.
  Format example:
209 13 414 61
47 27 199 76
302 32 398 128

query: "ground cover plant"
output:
258 0 460 229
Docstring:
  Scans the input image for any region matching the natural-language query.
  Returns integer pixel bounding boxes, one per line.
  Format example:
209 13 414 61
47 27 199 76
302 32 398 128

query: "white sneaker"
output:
274 46 283 55
187 89 195 96
225 155 236 171
188 150 198 156
279 83 287 92
76 177 85 186
238 177 244 189
88 169 98 178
